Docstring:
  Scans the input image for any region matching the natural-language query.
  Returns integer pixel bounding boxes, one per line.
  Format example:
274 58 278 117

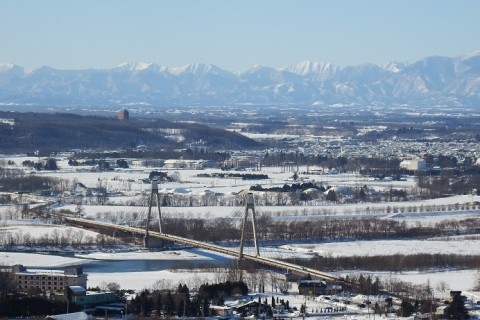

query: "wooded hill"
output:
0 111 261 154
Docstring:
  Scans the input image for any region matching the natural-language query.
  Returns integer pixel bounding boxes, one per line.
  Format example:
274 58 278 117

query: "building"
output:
298 280 326 296
12 264 87 293
298 280 343 296
223 156 262 170
163 159 217 169
209 305 234 317
67 286 117 308
399 158 427 171
117 109 129 121
224 300 270 317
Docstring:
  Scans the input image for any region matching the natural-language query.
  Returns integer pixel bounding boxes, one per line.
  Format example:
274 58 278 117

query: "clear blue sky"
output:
1 0 479 72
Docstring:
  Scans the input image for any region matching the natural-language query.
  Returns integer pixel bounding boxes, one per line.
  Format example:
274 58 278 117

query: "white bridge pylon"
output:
239 192 260 259
144 180 163 247
144 183 260 259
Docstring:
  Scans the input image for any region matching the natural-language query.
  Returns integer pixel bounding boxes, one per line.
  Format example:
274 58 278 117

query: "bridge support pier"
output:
236 259 259 270
144 236 164 249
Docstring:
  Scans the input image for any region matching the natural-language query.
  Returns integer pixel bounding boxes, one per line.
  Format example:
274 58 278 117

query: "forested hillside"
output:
0 111 260 154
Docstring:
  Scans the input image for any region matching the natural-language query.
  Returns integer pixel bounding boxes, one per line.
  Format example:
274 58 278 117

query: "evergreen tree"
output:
398 299 415 317
177 299 185 317
154 294 162 316
44 158 58 170
300 303 306 314
326 189 337 202
445 294 470 319
164 291 174 316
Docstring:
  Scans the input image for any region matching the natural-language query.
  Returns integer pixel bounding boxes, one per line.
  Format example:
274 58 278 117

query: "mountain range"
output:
1 51 479 108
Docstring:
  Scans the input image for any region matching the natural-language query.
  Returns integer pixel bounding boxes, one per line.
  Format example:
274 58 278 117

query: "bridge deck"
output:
65 216 341 282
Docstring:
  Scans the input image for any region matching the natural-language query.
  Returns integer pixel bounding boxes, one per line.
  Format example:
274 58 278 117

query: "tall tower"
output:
238 192 260 260
117 109 129 121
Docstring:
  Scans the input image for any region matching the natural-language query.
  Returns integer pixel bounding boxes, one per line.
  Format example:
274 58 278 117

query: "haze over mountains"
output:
1 51 479 108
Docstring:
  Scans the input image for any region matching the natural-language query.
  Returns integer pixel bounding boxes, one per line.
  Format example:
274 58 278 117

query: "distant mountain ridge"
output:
1 51 480 108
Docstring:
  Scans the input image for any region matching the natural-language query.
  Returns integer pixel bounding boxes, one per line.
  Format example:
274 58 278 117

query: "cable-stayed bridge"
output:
64 181 341 282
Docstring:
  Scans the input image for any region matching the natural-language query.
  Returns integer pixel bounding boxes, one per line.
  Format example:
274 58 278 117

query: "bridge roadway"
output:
64 216 341 282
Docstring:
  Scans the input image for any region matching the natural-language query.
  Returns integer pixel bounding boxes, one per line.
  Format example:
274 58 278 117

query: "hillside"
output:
0 111 261 153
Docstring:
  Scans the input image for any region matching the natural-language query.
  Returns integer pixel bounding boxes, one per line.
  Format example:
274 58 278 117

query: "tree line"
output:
154 215 480 245
291 253 480 273
0 224 120 248
3 154 480 207
127 281 249 318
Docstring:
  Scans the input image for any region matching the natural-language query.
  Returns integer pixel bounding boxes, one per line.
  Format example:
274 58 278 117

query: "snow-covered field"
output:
282 236 480 257
2 155 480 319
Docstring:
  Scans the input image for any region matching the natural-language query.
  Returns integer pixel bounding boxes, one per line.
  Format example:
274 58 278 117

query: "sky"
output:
1 0 479 72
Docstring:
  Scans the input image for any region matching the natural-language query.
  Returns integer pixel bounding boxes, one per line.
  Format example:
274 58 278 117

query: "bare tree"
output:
226 268 243 282
106 282 121 292
75 201 84 217
472 271 480 291
151 279 174 291
269 271 278 292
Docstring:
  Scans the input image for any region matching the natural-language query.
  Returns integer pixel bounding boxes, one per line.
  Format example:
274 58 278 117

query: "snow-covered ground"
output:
2 156 480 318
2 249 480 320
282 236 480 257
1 236 479 294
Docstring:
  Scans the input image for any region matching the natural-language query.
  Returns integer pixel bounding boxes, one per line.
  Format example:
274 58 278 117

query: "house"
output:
73 182 90 196
298 280 343 296
72 183 106 198
325 281 343 295
225 299 271 317
298 280 326 296
233 300 260 317
209 305 234 317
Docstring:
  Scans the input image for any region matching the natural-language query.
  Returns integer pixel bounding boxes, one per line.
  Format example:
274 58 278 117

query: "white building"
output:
400 158 427 171
163 159 217 169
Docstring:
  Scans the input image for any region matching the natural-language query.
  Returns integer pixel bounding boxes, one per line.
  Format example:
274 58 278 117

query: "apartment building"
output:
12 264 87 293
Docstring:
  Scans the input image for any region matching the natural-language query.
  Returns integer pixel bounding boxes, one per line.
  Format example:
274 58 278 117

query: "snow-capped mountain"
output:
284 60 339 81
0 52 479 108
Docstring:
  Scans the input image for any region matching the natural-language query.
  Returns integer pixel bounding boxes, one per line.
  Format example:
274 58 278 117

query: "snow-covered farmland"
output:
2 155 480 313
